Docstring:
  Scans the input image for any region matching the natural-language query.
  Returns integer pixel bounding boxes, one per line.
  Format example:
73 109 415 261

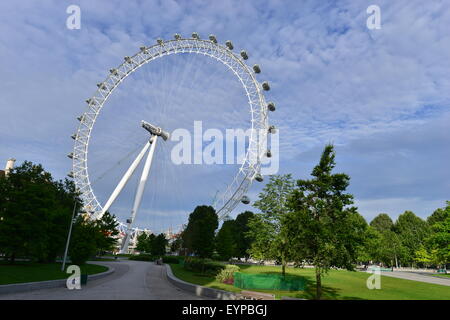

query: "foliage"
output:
215 220 237 261
151 233 168 257
247 174 296 275
0 161 80 263
182 205 218 258
128 254 155 261
69 216 99 265
95 211 119 254
370 214 394 233
215 264 240 283
233 211 254 259
394 211 430 266
285 144 366 299
135 232 167 256
183 257 225 275
162 255 181 264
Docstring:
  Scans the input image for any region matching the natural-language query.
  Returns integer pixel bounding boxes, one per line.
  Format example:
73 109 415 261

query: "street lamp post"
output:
61 201 78 271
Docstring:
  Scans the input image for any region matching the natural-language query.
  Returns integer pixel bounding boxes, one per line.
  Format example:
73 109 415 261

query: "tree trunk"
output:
282 260 286 277
315 268 322 300
9 252 15 264
394 255 398 268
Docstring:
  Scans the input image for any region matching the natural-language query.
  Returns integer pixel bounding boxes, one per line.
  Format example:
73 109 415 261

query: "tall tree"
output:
370 214 394 233
151 233 168 257
95 211 119 254
394 211 430 266
216 219 236 261
234 211 254 259
285 144 366 299
248 174 295 276
427 202 450 226
0 161 81 263
182 205 218 258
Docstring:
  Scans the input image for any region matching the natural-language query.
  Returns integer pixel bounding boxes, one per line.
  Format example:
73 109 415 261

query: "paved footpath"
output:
0 260 206 300
381 271 450 287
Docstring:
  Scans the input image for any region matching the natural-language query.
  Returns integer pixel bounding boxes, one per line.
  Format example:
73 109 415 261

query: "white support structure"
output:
120 135 158 253
97 141 152 220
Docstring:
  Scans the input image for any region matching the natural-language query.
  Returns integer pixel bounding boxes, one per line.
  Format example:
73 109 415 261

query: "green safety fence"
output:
233 272 306 291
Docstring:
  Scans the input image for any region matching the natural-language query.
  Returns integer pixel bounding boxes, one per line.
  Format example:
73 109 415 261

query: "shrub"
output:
183 257 226 275
129 254 155 261
162 256 182 264
215 264 240 283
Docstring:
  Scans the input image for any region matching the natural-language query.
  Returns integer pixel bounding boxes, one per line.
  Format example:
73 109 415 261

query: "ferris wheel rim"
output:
71 36 270 227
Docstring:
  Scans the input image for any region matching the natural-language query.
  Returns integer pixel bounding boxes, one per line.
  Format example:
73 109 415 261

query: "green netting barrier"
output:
233 272 305 291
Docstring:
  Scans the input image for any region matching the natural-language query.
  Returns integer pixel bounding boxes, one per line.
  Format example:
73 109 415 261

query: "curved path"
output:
381 271 450 287
0 260 207 300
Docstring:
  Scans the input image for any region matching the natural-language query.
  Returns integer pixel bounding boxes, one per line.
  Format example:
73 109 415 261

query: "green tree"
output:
357 226 382 264
0 161 80 263
216 220 236 261
427 201 450 226
394 211 430 266
425 205 450 268
233 211 254 260
135 233 150 253
248 174 295 276
69 216 98 266
151 233 168 257
182 206 218 258
370 214 394 233
285 144 366 299
95 211 119 254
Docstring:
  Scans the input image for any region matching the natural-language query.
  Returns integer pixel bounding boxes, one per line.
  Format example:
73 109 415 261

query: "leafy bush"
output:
183 257 226 275
215 264 240 283
128 254 155 261
162 256 182 264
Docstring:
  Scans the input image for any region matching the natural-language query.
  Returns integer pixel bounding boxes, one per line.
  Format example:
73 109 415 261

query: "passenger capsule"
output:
267 102 276 112
262 81 270 91
225 40 234 50
266 150 272 158
109 69 118 75
253 65 261 73
124 56 133 64
209 34 217 44
157 38 163 45
241 195 250 204
67 153 74 159
140 46 148 52
255 173 264 182
174 33 181 40
86 98 96 105
77 116 83 121
67 171 74 178
192 32 199 39
97 82 107 90
240 50 248 60
268 125 276 134
71 134 77 140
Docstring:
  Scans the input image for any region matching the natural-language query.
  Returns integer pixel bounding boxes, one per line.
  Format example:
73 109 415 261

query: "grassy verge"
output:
0 261 108 285
169 264 450 300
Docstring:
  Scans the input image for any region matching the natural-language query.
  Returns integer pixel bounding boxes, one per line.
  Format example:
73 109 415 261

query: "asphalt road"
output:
0 260 206 300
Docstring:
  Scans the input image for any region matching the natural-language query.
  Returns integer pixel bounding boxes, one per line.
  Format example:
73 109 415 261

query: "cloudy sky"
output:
0 0 449 231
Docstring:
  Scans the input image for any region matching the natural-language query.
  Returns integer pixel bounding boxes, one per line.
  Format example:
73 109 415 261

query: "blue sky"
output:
0 0 449 231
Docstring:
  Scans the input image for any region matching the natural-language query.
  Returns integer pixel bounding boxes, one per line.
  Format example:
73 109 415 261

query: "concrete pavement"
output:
381 271 450 287
0 260 206 300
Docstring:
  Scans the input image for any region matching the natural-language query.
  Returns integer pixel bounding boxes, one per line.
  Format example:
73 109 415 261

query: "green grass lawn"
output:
0 261 108 285
169 264 450 300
